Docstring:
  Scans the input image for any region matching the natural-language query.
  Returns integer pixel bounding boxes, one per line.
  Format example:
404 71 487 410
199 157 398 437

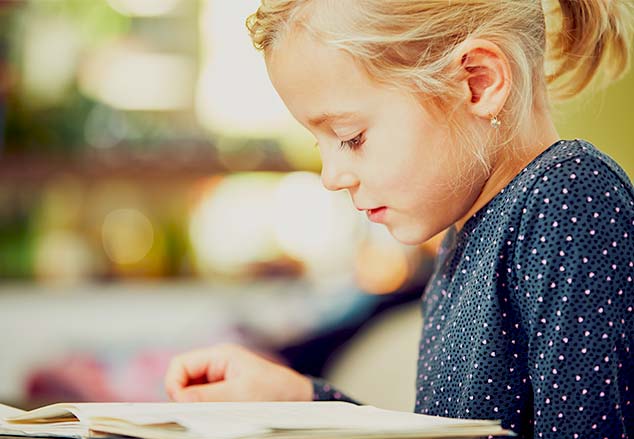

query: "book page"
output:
2 403 119 439
5 401 511 439
5 403 80 424
77 402 504 435
0 403 26 419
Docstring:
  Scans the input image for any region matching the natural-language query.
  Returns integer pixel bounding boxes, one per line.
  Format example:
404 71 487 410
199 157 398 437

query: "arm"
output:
164 343 362 404
512 156 634 438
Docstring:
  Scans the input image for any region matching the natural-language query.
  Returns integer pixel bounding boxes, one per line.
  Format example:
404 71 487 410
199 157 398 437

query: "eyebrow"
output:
307 111 359 127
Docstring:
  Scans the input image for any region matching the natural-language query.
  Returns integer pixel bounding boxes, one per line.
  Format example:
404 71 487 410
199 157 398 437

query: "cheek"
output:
363 106 471 206
381 133 455 200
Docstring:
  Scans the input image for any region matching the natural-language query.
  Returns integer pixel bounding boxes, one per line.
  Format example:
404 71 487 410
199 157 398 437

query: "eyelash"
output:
339 132 364 151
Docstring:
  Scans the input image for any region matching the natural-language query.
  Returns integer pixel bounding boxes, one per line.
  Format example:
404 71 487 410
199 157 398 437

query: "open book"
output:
0 401 514 439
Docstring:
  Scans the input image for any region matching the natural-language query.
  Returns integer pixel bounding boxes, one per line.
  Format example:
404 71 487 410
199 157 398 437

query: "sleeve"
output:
307 375 362 404
511 155 634 439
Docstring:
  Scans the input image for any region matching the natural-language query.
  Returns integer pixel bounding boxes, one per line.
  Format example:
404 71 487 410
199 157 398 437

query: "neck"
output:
454 110 560 232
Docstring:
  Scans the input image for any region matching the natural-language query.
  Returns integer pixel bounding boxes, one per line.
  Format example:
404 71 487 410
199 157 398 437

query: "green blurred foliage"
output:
0 198 35 278
5 90 96 154
2 0 129 154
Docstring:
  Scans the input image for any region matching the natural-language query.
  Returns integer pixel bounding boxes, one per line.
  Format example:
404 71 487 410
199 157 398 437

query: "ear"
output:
456 39 511 121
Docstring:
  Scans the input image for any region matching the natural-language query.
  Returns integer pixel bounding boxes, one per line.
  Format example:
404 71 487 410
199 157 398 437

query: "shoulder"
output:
507 141 634 330
510 139 634 291
516 139 634 220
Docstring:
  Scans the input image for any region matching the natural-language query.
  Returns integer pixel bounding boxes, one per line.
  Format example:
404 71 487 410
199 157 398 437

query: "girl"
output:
164 1 634 438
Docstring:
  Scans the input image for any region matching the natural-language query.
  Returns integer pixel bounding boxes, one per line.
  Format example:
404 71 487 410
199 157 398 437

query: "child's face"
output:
266 31 486 245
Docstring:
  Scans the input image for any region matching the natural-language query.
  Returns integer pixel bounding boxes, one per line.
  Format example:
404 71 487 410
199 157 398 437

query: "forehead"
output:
265 29 383 122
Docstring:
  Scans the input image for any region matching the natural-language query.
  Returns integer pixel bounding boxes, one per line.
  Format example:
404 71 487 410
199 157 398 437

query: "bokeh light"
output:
79 43 195 111
196 0 313 146
273 172 362 280
102 208 155 265
354 226 413 295
22 17 81 106
189 173 281 277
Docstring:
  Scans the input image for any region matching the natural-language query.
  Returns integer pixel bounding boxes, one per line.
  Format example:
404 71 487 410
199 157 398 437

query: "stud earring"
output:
490 113 501 129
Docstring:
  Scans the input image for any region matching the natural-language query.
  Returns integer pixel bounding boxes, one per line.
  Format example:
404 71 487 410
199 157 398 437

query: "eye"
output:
339 132 364 151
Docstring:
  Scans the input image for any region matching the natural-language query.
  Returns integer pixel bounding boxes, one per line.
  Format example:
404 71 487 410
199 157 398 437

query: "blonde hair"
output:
246 0 633 173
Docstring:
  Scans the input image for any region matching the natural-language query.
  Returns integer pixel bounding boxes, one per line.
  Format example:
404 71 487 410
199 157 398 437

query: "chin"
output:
386 223 431 246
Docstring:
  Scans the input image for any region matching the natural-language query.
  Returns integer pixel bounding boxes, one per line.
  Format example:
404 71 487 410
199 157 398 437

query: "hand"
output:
164 343 313 402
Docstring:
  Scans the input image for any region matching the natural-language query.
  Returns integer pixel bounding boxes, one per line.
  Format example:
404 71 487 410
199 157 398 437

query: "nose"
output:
320 159 359 192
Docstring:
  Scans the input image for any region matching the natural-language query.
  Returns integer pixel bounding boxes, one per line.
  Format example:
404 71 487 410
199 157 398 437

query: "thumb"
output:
174 381 236 402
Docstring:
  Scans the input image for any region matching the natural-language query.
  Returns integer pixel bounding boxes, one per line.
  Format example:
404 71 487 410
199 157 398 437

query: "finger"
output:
164 348 228 398
164 349 212 398
173 381 237 402
164 360 187 400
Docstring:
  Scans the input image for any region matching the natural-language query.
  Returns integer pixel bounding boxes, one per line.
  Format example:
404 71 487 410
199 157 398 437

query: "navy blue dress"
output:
311 139 634 439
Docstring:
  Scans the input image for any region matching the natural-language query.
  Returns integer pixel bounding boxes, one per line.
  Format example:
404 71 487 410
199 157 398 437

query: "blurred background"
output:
0 0 632 411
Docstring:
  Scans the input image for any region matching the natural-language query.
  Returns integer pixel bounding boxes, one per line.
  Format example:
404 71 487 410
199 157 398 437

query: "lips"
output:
356 206 384 212
366 206 387 223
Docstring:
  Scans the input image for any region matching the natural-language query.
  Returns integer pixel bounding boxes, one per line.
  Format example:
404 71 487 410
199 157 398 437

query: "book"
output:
0 401 514 439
